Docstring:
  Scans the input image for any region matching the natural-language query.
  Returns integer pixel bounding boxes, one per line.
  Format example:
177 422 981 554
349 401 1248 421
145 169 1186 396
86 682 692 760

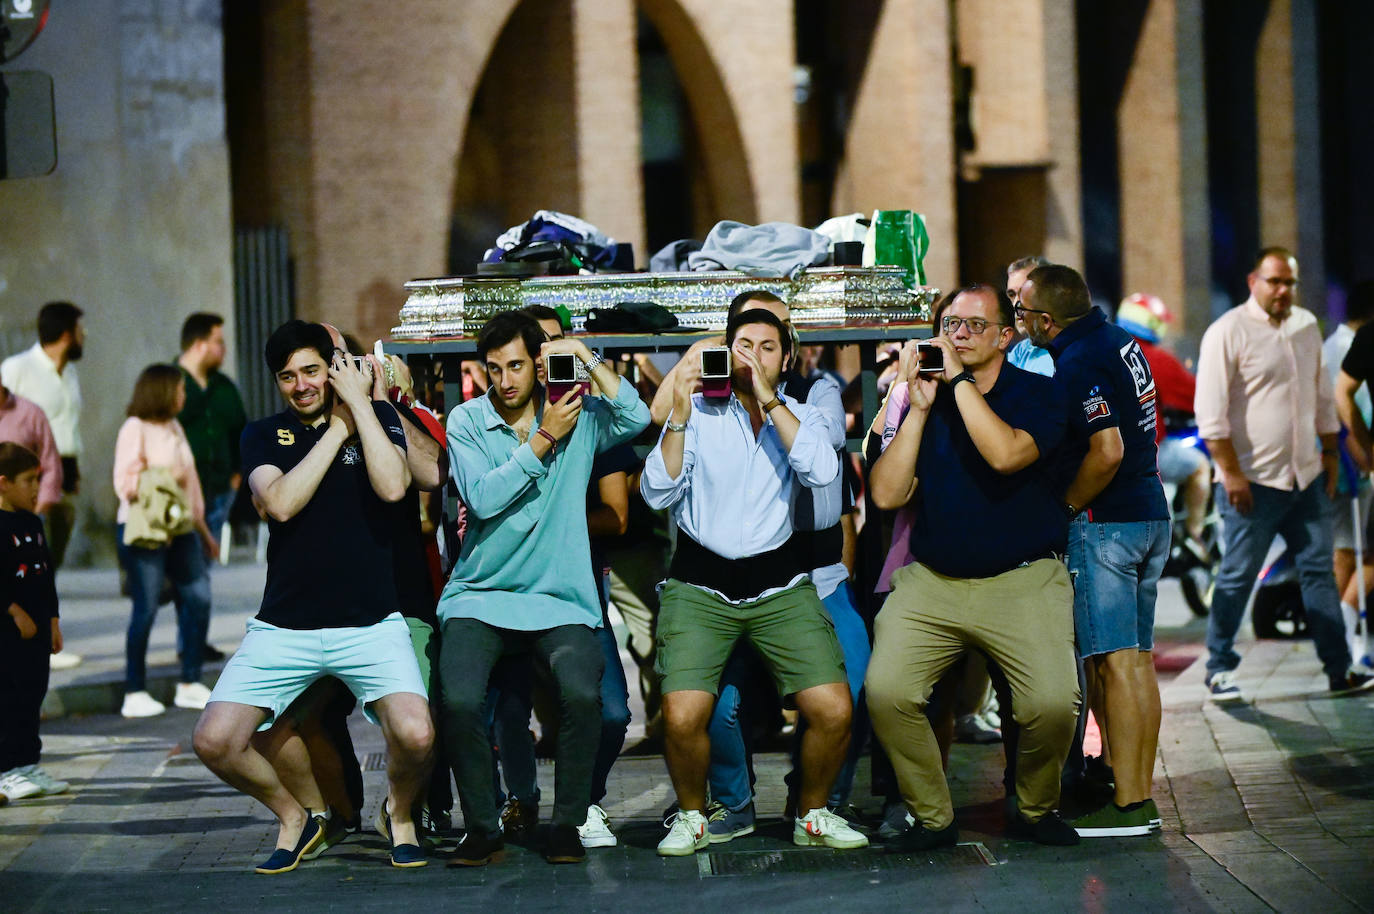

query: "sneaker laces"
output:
803 807 844 834
663 810 704 834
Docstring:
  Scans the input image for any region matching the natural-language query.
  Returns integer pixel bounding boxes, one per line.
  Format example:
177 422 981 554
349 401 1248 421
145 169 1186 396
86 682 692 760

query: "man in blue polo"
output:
1020 264 1170 838
437 310 650 867
866 283 1080 851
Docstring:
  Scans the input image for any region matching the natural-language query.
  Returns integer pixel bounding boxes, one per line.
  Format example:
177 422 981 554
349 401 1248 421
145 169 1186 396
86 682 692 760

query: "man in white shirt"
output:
1 302 85 569
2 302 86 671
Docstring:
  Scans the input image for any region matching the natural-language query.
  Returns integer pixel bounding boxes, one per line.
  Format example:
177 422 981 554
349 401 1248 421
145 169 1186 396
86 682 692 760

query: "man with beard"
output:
193 320 434 873
437 310 650 867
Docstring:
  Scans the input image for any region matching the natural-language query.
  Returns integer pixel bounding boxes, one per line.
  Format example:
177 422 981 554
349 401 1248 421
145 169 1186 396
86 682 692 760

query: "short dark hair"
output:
934 283 1013 331
264 320 334 374
1006 255 1051 276
127 363 184 421
37 301 83 345
0 442 40 481
1252 246 1297 273
180 312 224 351
1347 280 1374 325
520 304 564 331
726 308 792 359
1025 264 1092 323
476 310 547 363
728 290 785 320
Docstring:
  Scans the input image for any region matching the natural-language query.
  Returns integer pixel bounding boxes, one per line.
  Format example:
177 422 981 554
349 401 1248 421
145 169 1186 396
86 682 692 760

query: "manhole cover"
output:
700 842 996 876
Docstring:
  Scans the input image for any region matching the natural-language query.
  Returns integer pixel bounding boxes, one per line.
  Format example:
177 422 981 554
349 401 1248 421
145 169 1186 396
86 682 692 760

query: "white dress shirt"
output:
1 343 82 457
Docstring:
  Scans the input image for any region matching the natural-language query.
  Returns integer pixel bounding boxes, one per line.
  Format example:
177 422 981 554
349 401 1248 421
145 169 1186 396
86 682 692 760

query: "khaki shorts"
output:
655 578 846 697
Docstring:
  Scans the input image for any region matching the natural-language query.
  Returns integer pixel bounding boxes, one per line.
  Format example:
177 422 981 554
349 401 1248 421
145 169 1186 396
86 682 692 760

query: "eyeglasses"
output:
1260 276 1298 289
941 316 1004 335
1013 305 1052 319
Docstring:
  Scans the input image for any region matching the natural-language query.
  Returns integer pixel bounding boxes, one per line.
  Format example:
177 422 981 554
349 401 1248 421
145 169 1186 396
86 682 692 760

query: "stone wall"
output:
0 0 234 564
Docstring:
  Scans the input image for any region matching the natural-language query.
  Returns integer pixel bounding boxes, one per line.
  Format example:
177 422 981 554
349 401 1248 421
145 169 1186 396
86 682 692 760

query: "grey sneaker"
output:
0 768 43 801
19 765 68 796
1205 670 1243 702
954 712 1001 744
706 801 756 844
877 802 916 839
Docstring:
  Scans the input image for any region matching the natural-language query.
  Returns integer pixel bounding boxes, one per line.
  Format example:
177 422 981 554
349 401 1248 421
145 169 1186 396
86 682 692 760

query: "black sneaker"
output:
447 830 505 867
544 823 586 864
1329 671 1374 696
1007 809 1080 846
884 820 958 853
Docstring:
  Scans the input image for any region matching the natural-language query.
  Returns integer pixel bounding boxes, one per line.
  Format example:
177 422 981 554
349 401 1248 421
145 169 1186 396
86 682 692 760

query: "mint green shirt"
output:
438 380 650 630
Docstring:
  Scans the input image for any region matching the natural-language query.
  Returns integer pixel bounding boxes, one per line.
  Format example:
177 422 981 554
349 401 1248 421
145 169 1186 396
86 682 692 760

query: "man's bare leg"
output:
661 689 714 811
194 701 309 850
792 682 852 813
1093 649 1157 805
371 691 435 847
253 722 327 815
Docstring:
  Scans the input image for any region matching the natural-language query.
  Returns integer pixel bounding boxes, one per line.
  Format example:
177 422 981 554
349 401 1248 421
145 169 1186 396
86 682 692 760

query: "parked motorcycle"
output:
1159 422 1221 618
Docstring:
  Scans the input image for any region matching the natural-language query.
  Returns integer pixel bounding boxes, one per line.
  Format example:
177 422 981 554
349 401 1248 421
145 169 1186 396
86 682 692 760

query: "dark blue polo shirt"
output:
1048 307 1169 522
241 402 408 629
906 363 1069 578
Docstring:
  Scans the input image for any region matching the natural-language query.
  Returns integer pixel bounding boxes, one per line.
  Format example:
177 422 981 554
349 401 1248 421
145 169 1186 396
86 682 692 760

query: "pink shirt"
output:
112 417 206 526
0 390 63 511
1194 298 1340 491
875 382 914 593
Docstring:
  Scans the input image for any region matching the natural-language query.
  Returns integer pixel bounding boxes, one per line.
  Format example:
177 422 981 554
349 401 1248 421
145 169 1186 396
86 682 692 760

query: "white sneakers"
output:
121 684 209 716
792 807 870 849
577 804 618 848
49 651 83 671
0 765 69 800
656 809 708 856
174 681 213 710
121 690 167 718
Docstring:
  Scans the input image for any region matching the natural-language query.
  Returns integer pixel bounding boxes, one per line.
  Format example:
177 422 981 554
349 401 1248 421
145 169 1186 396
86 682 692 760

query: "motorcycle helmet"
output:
1116 293 1172 343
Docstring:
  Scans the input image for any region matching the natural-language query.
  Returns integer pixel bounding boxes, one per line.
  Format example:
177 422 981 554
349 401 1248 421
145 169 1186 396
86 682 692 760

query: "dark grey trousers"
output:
438 618 603 833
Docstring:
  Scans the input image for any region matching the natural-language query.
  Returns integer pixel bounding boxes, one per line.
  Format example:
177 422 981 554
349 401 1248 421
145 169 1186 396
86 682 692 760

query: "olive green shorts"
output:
654 578 847 697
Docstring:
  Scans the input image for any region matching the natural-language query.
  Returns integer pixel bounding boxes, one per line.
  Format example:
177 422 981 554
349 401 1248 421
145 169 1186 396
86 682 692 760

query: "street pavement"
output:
2 560 1371 912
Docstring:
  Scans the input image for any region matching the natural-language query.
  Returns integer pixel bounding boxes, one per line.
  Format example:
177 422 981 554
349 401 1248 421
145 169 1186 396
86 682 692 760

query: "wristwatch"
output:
1064 502 1080 519
583 349 606 373
950 371 977 389
666 419 689 433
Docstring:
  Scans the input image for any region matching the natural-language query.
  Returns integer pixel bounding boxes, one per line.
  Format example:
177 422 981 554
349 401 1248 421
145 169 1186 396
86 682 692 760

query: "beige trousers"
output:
866 558 1080 829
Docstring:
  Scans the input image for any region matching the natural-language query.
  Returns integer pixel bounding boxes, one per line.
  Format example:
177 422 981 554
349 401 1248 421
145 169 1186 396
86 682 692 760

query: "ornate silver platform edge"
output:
389 267 938 339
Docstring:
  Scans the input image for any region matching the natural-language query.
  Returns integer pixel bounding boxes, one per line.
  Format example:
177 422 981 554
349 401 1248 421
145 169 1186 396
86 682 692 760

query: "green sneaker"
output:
1144 798 1161 830
1072 803 1153 837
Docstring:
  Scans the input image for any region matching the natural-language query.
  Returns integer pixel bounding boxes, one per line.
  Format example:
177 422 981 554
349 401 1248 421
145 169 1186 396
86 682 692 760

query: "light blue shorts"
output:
1067 518 1171 657
208 612 427 731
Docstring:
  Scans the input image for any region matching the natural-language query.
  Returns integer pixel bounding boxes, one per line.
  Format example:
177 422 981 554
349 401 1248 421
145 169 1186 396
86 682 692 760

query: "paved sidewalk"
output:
6 572 1372 912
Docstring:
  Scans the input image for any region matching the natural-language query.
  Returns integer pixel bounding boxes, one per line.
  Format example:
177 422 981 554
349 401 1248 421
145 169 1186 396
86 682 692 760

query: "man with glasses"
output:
1005 256 1056 377
867 284 1081 851
1019 265 1169 838
1194 248 1372 699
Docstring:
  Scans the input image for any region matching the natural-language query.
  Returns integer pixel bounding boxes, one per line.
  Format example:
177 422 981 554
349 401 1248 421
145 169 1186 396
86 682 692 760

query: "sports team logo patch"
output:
1084 395 1112 421
1120 340 1156 402
277 428 295 446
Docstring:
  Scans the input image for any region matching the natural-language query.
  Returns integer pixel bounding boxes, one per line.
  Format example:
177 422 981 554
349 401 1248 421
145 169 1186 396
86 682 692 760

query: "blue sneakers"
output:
706 802 756 844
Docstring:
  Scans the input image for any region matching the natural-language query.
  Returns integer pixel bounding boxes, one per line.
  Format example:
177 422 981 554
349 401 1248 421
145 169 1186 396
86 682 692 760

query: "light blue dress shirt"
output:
1008 337 1056 376
641 390 839 600
438 380 650 631
786 373 849 599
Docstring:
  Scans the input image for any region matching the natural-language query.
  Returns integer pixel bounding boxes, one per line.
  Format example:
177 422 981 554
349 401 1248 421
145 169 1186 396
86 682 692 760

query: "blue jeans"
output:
1207 478 1350 678
116 525 211 691
1067 517 1171 656
708 581 871 810
205 490 235 540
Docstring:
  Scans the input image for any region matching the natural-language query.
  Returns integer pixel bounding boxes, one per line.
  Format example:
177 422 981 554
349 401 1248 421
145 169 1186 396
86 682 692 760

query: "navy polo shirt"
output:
1048 307 1169 522
907 363 1069 578
240 402 408 629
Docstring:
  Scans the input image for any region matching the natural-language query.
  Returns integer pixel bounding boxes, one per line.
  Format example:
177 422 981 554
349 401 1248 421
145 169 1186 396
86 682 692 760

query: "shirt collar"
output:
1241 297 1281 324
478 387 542 432
1047 306 1108 358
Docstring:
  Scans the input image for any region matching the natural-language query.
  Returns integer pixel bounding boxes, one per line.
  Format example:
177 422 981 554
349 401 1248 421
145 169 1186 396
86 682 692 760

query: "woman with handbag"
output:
113 364 219 718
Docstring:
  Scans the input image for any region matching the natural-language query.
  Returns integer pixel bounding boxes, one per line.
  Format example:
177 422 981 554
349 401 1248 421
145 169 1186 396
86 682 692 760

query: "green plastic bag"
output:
865 210 929 288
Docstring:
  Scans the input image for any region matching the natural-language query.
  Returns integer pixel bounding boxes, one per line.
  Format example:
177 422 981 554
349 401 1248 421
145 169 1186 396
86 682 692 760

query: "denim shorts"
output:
208 611 427 730
1067 518 1171 656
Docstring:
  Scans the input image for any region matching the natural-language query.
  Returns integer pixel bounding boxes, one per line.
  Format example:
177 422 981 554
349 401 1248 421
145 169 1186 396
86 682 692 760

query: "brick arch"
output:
637 0 758 227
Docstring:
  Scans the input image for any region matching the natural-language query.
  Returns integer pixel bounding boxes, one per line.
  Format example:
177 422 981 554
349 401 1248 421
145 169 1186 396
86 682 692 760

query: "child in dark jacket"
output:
0 443 69 802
